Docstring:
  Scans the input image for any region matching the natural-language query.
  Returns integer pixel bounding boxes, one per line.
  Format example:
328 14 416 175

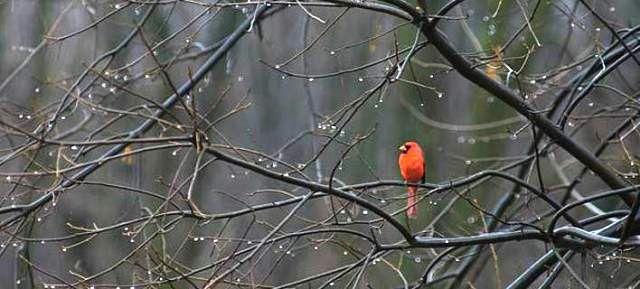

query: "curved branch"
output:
418 24 633 206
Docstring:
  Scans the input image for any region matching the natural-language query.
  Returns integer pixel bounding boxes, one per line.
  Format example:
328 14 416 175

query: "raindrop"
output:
275 65 280 69
330 51 335 55
414 257 421 263
457 136 465 143
467 216 476 224
609 6 615 12
482 16 490 22
358 77 364 82
465 160 472 165
34 87 40 93
362 210 368 215
308 78 314 82
588 102 594 107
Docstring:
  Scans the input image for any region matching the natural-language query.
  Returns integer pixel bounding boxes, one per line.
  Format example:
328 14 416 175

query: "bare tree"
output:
1 0 640 288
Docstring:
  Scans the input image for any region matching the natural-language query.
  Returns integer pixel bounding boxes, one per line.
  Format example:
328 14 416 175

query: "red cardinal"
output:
398 141 425 219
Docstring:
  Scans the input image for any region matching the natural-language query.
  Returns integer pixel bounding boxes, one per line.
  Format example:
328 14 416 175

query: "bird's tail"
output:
407 186 418 219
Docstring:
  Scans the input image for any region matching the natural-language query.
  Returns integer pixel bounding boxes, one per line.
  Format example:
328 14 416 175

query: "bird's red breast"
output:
398 141 425 182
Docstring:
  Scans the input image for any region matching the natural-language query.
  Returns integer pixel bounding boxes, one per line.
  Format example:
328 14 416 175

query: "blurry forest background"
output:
1 0 640 288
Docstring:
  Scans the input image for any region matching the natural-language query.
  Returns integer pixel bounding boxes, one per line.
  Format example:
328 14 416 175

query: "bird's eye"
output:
405 144 411 149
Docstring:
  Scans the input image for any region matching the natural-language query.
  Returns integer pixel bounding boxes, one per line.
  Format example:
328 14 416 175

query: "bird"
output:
398 141 425 219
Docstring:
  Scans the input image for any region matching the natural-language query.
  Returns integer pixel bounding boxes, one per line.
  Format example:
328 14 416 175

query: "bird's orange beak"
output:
398 145 407 153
